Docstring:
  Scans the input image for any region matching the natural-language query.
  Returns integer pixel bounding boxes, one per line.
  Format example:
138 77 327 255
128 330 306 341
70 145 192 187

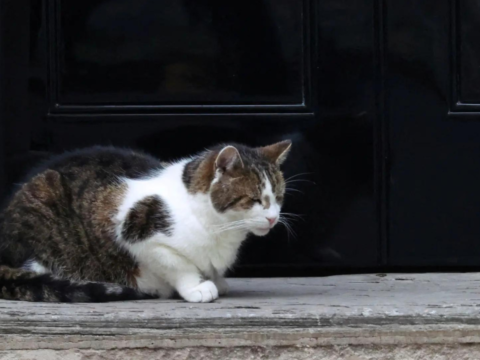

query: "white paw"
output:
215 277 229 296
181 280 219 303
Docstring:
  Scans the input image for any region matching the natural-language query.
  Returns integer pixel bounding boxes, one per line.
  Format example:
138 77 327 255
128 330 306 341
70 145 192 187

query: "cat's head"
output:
183 140 292 236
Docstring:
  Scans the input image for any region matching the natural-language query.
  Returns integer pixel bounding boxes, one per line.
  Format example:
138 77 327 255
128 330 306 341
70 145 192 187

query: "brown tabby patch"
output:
122 195 172 242
182 154 216 194
0 147 161 300
2 169 137 285
183 144 287 213
0 266 44 301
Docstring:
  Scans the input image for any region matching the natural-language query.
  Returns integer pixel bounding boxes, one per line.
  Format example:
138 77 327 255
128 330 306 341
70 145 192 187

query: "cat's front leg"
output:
212 268 229 296
175 272 219 303
141 245 219 303
214 276 229 296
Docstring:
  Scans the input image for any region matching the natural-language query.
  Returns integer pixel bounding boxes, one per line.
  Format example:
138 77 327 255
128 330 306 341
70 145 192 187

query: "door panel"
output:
458 0 480 104
54 0 306 108
387 0 480 266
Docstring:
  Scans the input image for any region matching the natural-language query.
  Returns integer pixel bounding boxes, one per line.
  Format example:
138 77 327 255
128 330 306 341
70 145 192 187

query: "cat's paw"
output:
181 280 219 303
215 277 229 296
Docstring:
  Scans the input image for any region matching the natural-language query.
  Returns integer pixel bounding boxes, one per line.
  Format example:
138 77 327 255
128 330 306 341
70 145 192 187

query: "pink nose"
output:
266 216 277 226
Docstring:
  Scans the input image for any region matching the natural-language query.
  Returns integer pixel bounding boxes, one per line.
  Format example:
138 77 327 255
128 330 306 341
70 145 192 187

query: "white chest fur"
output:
115 160 246 279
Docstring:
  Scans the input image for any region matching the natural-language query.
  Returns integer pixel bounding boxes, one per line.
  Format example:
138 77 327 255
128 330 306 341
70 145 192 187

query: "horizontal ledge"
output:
448 111 480 119
51 103 310 114
46 112 316 123
3 325 480 351
451 102 480 111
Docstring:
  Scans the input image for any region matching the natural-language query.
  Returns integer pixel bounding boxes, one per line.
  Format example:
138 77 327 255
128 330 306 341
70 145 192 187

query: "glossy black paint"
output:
387 0 480 266
1 0 476 274
458 0 480 104
56 0 304 107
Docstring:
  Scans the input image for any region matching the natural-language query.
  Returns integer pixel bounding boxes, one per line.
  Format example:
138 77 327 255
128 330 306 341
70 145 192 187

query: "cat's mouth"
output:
251 226 271 236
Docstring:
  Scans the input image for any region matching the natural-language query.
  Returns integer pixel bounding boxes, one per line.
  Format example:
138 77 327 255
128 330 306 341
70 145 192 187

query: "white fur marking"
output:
262 173 280 221
23 260 49 275
105 285 124 295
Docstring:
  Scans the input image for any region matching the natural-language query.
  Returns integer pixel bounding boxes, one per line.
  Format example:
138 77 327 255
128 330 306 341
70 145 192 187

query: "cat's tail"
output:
0 266 156 302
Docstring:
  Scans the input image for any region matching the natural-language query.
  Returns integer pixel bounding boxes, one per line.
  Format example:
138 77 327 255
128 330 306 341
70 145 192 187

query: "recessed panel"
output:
55 0 304 106
459 0 480 104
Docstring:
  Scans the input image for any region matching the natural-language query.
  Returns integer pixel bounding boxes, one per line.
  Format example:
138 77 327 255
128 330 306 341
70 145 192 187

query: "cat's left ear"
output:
259 140 292 165
215 145 244 174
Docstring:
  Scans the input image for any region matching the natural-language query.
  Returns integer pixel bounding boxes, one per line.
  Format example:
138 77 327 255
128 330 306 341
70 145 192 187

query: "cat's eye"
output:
250 198 262 204
276 196 284 203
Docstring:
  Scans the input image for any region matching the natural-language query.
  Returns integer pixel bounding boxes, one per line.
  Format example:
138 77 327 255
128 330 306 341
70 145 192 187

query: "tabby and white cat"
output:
0 141 291 302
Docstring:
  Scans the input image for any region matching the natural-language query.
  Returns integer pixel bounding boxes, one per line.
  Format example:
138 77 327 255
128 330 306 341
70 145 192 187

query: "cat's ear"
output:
215 146 244 173
259 140 292 165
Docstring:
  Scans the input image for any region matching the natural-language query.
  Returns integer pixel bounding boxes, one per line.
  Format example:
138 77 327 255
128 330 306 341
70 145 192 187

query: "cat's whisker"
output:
212 219 247 229
285 188 304 195
280 212 305 217
214 218 273 234
284 172 313 182
284 179 316 185
213 224 249 234
214 228 242 234
283 219 297 239
280 217 300 223
214 223 247 232
213 226 239 233
278 217 296 242
213 222 242 229
220 226 249 233
246 219 267 224
215 219 264 232
280 212 306 222
213 217 269 233
280 215 296 226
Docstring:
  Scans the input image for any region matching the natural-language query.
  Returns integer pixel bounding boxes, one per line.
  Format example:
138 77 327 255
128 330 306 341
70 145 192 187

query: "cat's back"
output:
1 146 164 218
25 146 162 183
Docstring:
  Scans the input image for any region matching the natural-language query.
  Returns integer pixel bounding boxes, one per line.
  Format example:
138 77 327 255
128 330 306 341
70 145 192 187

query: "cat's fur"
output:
0 141 291 302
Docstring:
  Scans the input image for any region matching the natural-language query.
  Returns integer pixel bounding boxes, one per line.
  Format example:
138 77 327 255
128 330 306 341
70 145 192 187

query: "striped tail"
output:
0 266 155 302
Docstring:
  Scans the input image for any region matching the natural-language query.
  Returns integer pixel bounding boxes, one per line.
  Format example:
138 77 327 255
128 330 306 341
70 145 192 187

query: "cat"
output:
0 140 291 303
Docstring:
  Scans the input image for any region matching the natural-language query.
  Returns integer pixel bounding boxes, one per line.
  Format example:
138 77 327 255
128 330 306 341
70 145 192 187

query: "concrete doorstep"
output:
1 274 480 359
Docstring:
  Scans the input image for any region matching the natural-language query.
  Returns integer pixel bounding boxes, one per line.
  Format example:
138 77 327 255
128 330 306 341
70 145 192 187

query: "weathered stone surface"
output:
3 346 480 360
1 274 480 357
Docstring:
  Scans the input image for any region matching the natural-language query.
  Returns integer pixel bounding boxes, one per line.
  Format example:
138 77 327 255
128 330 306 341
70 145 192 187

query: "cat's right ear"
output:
214 146 244 174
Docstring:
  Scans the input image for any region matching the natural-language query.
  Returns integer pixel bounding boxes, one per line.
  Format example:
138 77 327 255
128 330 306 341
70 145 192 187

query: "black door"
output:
386 0 480 267
0 0 477 275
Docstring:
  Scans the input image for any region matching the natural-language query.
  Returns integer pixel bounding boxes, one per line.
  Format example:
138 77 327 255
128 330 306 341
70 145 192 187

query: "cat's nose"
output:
266 216 277 226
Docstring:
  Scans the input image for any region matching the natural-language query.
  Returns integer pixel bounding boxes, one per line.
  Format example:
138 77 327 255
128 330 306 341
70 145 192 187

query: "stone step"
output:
1 274 480 359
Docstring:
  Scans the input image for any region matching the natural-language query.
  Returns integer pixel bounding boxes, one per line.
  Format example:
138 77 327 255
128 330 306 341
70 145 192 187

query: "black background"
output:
1 0 479 276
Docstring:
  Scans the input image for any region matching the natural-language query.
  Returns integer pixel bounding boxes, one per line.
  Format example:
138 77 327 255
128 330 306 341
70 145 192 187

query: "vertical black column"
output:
0 1 7 200
0 1 33 195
